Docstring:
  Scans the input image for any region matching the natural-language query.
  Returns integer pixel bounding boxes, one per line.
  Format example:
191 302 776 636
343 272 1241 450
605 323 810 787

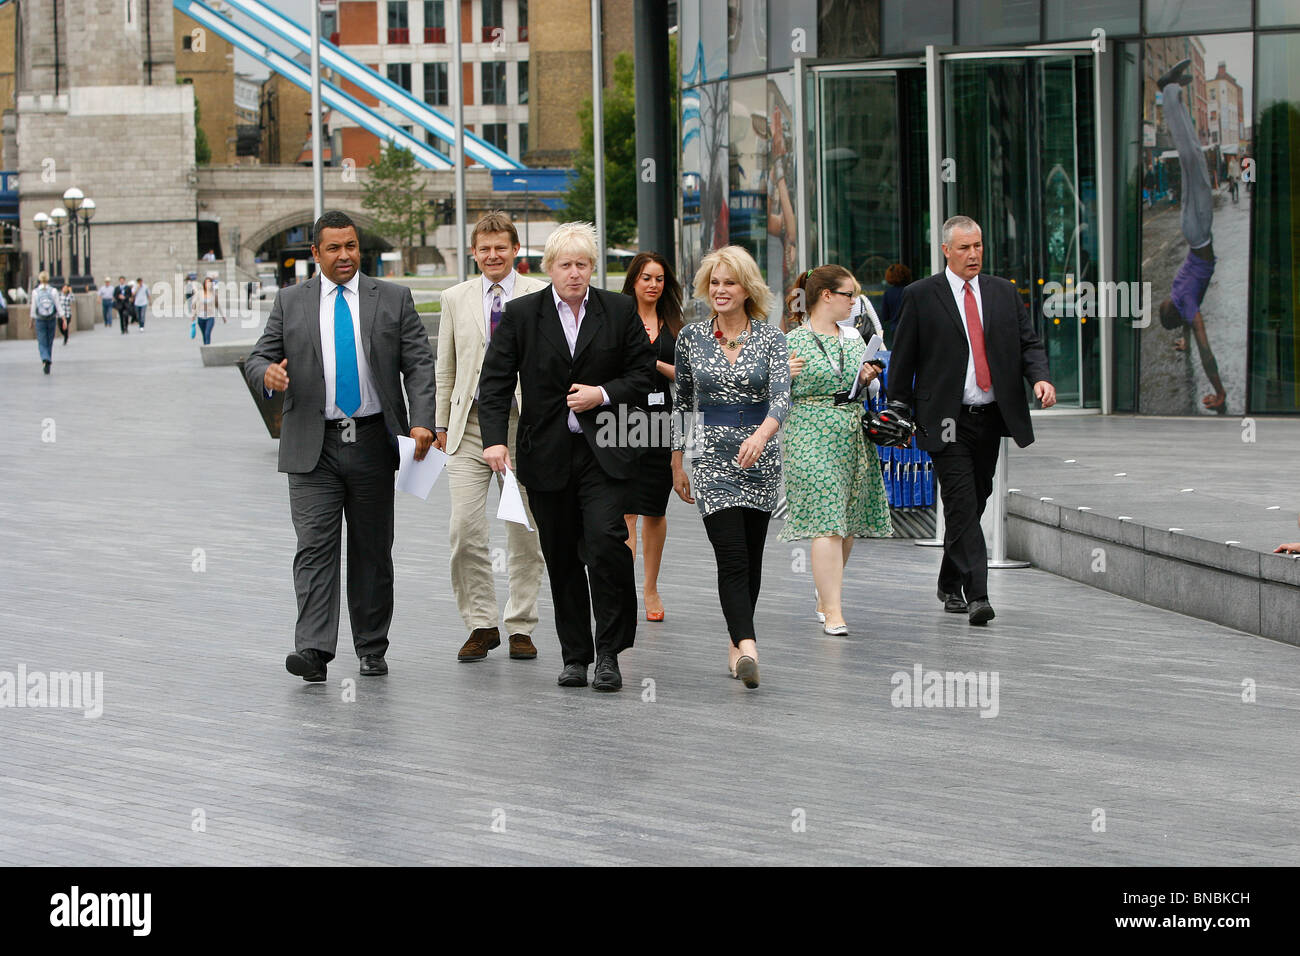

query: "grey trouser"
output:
287 417 396 660
1163 82 1214 249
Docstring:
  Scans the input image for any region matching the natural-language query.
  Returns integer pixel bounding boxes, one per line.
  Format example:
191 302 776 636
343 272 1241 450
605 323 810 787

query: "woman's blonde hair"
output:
541 221 600 273
692 246 774 321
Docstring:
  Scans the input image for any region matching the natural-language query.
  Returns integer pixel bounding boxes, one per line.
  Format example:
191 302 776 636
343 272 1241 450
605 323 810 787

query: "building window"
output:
482 0 504 43
423 62 449 106
517 60 528 104
388 2 410 43
482 123 508 151
519 122 528 156
518 0 529 41
482 61 507 105
388 63 413 92
182 34 193 51
424 0 446 42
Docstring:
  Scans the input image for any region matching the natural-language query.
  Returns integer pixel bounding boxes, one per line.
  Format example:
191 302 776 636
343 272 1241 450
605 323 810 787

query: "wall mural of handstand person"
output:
1154 57 1228 414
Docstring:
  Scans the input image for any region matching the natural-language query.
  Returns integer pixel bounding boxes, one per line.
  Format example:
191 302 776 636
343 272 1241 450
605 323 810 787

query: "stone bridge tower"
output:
16 0 198 287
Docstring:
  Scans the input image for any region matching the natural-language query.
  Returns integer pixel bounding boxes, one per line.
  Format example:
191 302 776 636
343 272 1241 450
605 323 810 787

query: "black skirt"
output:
626 445 673 517
626 323 677 517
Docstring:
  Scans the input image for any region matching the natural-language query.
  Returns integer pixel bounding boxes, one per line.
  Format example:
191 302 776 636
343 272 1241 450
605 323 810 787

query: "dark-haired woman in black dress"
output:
621 252 683 622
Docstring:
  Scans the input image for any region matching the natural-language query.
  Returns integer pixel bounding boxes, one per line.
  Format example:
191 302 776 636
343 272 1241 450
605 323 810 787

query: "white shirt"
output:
98 284 113 301
133 284 149 307
551 286 609 433
945 267 996 406
319 272 382 420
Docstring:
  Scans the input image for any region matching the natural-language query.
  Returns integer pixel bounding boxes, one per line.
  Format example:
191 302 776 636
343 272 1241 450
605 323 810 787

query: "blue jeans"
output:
197 316 215 344
101 300 113 326
135 304 147 328
35 317 56 362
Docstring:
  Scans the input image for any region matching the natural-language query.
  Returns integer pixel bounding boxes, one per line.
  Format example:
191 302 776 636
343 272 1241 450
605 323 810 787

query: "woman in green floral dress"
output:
780 265 893 635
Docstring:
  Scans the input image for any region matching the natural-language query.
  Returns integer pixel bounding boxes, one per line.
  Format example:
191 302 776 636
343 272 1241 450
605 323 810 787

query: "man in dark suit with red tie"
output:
889 215 1056 625
477 222 655 692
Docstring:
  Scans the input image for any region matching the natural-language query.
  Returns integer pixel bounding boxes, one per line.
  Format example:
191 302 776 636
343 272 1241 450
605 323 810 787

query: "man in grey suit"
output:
245 211 437 682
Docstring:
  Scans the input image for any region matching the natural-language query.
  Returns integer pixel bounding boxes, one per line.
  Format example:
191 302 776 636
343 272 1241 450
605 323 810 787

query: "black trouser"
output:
527 434 637 667
702 506 771 647
286 416 397 661
931 404 1003 602
117 305 129 333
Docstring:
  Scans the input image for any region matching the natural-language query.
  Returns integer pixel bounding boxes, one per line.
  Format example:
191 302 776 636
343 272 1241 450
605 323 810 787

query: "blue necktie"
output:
333 287 361 417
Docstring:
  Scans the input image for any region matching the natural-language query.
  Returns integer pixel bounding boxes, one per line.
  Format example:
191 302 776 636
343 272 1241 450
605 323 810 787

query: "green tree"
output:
562 41 678 247
361 141 428 274
185 81 211 164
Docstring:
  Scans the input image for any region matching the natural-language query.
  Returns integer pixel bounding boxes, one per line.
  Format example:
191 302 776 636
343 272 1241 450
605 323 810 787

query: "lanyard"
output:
804 324 849 389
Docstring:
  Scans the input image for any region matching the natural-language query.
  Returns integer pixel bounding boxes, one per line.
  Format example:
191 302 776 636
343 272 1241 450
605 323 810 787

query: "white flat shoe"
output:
815 610 826 623
823 623 848 636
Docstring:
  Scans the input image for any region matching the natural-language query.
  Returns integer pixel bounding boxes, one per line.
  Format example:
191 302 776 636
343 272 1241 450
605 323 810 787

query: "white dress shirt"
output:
552 286 609 433
319 271 382 419
945 267 996 405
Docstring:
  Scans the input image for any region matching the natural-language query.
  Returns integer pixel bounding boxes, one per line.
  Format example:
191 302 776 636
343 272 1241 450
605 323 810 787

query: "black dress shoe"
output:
557 663 589 687
286 648 328 682
1156 57 1192 90
938 588 968 613
360 654 388 676
592 655 622 692
967 598 996 626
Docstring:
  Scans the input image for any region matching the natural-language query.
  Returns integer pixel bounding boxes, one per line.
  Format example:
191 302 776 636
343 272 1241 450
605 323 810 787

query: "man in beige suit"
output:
435 211 548 662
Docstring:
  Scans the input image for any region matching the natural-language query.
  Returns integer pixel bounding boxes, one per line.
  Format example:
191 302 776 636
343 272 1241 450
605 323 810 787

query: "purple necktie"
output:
489 285 503 340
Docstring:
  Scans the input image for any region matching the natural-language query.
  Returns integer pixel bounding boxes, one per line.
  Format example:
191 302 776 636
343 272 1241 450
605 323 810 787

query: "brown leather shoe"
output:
457 627 501 662
508 633 538 660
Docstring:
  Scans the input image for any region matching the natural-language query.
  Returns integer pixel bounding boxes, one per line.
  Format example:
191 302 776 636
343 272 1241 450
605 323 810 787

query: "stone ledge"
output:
1009 507 1298 646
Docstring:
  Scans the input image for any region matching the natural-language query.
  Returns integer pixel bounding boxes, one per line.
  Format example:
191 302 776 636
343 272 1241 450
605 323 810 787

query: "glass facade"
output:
678 0 1300 412
1250 32 1300 412
1144 0 1250 35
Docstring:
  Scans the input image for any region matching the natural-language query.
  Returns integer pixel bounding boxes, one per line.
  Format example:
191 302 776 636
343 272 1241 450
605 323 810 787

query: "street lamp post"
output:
63 187 85 279
512 176 529 270
33 213 50 275
79 199 96 276
50 206 68 280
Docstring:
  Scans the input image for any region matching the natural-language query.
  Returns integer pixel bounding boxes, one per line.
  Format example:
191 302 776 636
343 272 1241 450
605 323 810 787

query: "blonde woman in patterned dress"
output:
672 246 790 689
780 265 892 635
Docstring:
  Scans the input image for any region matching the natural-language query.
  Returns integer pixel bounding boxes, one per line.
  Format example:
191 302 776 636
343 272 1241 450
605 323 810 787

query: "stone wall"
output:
17 84 198 288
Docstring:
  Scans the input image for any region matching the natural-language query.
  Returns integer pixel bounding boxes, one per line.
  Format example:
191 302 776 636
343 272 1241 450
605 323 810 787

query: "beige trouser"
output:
447 404 544 636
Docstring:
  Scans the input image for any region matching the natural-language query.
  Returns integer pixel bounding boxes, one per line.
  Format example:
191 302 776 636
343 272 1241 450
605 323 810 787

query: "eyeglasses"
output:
828 290 855 299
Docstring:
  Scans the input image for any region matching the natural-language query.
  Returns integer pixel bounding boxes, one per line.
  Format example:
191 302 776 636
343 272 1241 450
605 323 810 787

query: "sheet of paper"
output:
394 435 448 500
849 334 886 399
496 467 534 531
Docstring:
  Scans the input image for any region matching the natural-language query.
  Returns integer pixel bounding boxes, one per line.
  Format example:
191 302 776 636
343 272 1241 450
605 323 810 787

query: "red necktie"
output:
963 281 992 392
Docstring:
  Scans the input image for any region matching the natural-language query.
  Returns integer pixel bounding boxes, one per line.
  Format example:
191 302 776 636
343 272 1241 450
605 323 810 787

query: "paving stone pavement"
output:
2 319 1298 866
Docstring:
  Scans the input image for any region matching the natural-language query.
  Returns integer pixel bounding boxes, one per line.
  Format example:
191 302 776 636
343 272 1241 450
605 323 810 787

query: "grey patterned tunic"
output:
673 318 791 517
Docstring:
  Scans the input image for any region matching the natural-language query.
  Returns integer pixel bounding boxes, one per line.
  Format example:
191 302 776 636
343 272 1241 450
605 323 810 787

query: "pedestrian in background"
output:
621 251 683 623
781 265 892 636
98 277 114 327
193 276 225 345
114 276 132 334
58 283 74 345
132 277 149 331
672 246 790 690
878 263 912 345
29 271 59 374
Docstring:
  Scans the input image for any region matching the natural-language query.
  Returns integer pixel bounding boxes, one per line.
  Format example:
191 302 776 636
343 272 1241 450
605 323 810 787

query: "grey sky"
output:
229 0 316 80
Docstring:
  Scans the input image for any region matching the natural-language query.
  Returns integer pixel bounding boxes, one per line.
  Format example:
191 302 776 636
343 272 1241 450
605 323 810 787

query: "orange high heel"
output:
646 609 665 622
